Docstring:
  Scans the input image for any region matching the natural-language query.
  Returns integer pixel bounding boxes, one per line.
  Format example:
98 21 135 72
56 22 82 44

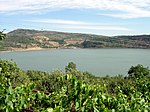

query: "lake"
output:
0 49 150 76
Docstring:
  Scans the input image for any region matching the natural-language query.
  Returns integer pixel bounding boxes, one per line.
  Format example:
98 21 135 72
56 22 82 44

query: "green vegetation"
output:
0 60 150 111
0 31 6 41
0 30 150 111
128 64 150 79
0 29 150 51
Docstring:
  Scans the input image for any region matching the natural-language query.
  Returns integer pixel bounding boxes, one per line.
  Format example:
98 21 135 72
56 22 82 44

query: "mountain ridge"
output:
0 28 150 51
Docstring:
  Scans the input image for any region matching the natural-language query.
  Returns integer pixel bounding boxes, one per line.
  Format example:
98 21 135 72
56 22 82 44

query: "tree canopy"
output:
128 64 150 79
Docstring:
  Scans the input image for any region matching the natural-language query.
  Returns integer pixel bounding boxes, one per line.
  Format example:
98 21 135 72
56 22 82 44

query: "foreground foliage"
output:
0 31 6 41
0 60 150 111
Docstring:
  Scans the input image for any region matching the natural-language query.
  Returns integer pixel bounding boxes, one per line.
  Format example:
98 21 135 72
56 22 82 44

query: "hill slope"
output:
0 29 150 51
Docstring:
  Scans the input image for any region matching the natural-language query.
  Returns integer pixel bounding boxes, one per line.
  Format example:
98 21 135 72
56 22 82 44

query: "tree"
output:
128 64 150 79
65 62 77 73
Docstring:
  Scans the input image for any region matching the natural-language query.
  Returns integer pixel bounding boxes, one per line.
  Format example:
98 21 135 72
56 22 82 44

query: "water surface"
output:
0 49 150 76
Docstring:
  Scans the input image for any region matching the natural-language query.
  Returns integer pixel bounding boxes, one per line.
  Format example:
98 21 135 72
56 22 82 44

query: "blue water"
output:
0 49 150 76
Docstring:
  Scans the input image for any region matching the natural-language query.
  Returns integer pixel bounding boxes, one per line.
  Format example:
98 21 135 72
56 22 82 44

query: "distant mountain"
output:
0 29 150 51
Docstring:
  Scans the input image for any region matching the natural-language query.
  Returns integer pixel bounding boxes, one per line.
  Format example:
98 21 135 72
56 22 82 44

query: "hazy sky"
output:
0 0 150 35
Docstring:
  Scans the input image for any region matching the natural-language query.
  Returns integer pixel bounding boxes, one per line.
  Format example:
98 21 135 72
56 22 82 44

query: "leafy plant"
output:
0 60 150 111
128 64 150 79
0 31 6 41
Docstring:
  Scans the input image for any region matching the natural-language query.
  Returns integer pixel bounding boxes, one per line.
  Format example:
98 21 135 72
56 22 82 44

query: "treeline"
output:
0 60 150 111
81 35 150 48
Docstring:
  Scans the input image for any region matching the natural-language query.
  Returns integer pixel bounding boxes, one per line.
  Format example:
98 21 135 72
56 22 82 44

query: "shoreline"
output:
0 47 79 53
0 47 48 53
0 47 150 53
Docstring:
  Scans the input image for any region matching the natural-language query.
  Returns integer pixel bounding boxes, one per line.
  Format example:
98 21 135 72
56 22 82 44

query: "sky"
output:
0 0 150 36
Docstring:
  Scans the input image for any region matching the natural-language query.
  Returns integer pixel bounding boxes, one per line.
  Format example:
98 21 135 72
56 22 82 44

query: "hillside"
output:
0 29 150 51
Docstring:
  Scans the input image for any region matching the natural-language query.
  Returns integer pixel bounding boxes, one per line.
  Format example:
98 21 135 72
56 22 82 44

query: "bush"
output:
0 60 29 86
128 64 150 79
